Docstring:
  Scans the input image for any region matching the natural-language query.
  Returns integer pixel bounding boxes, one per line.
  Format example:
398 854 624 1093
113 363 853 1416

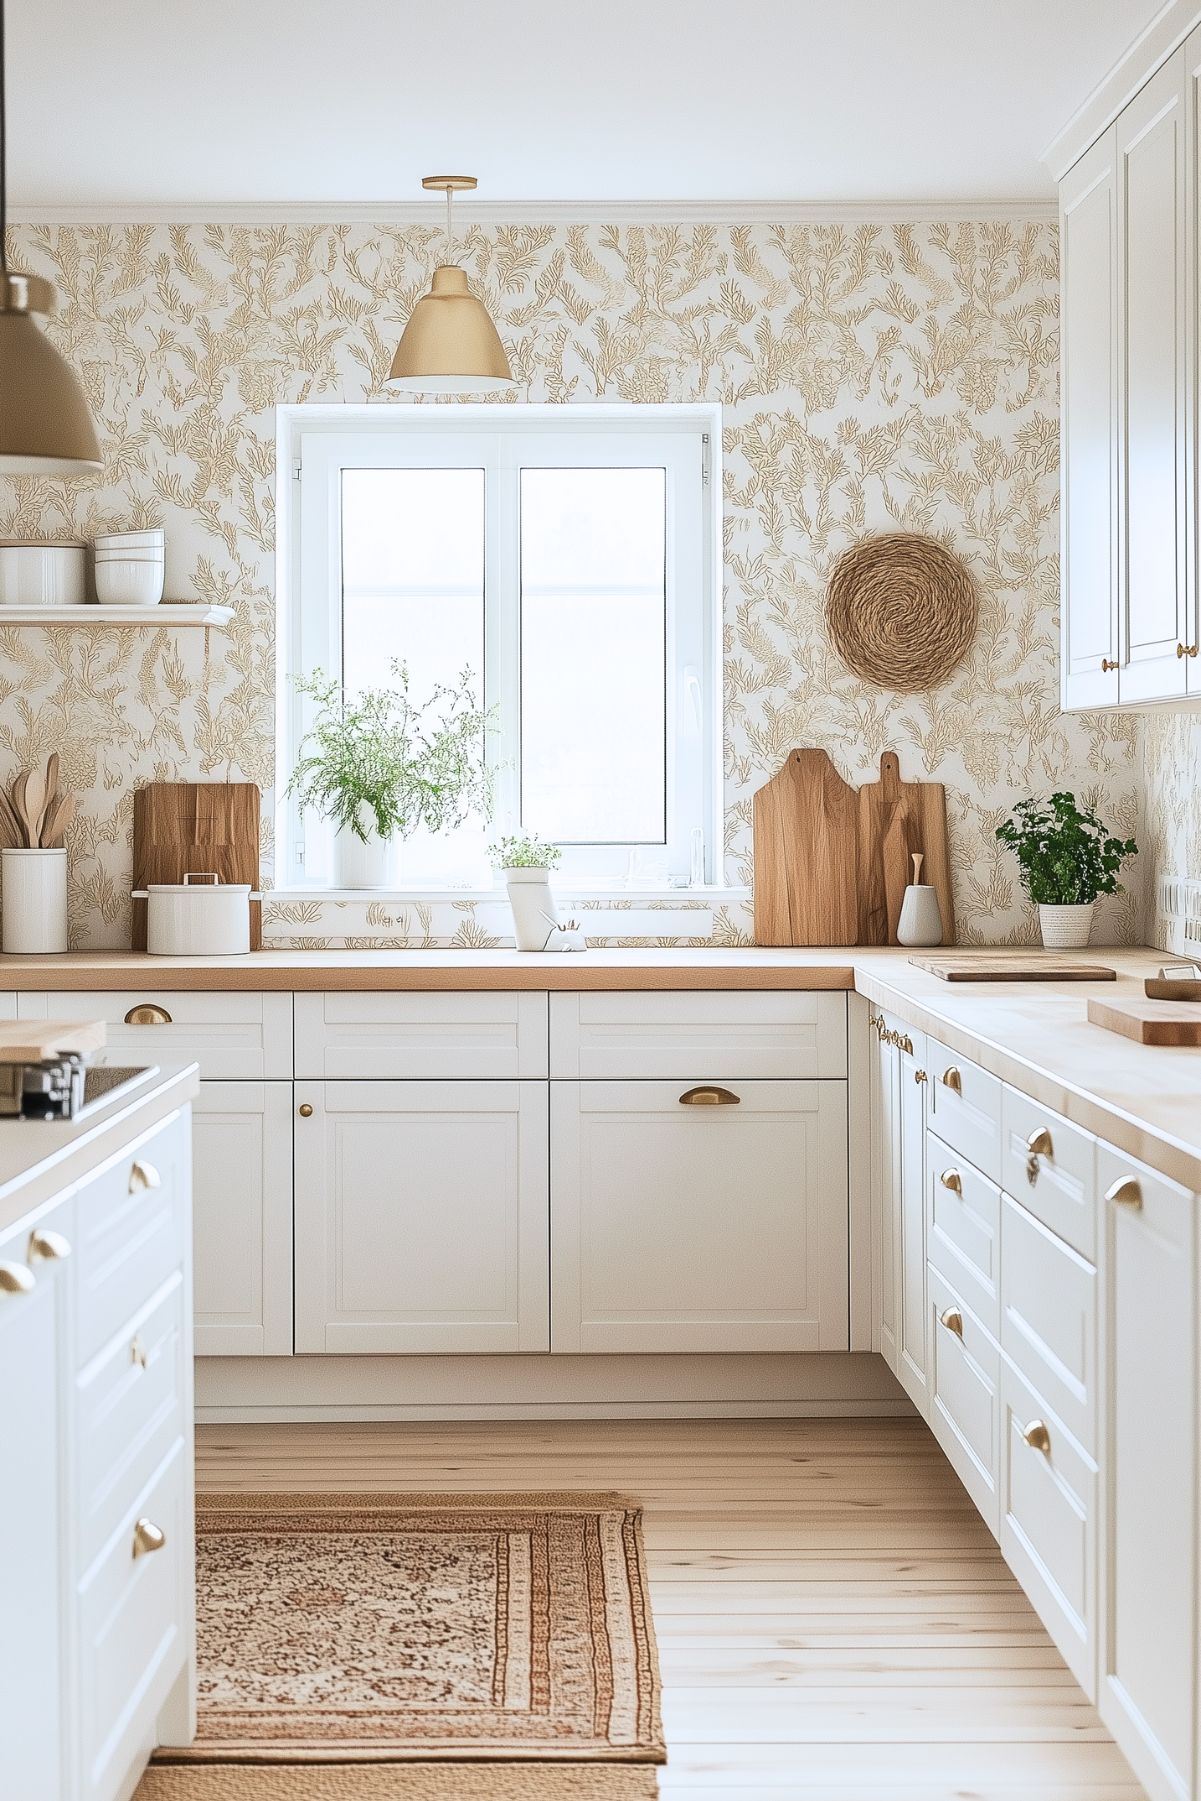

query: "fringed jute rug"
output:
139 1491 662 1801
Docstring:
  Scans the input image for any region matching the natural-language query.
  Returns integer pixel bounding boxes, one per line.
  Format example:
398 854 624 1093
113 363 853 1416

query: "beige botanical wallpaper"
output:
0 218 1145 948
1142 713 1201 954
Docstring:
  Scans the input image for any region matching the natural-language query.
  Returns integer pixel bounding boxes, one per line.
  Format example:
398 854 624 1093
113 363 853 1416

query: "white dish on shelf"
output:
95 559 165 606
0 543 86 607
93 528 164 550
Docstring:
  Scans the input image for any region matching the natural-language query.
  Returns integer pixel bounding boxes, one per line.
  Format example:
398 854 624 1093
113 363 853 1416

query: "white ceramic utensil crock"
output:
2 848 68 951
131 872 259 955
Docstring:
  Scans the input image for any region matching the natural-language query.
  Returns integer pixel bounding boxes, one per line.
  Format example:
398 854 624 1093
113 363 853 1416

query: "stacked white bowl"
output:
93 529 165 607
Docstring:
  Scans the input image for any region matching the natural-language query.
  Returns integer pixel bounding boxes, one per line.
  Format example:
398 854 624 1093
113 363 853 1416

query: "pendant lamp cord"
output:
0 0 9 278
445 183 454 262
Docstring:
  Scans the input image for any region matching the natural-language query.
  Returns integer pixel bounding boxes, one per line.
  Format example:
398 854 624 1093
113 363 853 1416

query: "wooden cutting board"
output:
858 752 955 946
131 782 262 951
1088 996 1201 1045
912 955 1118 982
0 1019 107 1061
753 749 860 945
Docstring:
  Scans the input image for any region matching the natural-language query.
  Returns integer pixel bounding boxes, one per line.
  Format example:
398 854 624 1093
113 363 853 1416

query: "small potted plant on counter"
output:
996 791 1137 949
289 662 494 888
490 833 563 951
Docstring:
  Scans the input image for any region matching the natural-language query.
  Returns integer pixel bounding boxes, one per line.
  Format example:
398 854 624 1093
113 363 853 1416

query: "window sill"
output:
267 884 751 906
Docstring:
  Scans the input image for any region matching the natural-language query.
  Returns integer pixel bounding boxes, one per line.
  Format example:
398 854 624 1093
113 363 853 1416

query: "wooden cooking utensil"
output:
38 751 60 845
0 782 24 849
10 768 38 847
39 791 74 849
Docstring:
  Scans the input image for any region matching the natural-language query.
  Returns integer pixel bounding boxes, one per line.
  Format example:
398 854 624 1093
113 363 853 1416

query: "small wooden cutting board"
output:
753 749 859 946
911 955 1117 982
1088 997 1201 1045
858 752 955 946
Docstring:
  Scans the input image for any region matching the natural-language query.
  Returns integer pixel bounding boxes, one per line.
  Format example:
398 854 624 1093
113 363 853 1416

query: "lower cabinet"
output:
870 1013 928 1406
293 1081 550 1354
550 1078 848 1353
926 1263 1001 1533
192 1083 293 1356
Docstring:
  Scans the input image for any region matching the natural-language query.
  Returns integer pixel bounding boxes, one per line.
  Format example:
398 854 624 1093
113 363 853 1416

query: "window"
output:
281 405 719 889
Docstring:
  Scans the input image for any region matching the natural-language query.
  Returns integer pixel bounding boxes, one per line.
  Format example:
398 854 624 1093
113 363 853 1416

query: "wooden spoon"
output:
38 752 60 845
19 764 46 849
910 851 925 886
10 769 37 847
39 791 74 849
0 783 24 849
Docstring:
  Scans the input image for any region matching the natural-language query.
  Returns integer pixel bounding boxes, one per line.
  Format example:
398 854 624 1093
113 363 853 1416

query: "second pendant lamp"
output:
388 176 515 393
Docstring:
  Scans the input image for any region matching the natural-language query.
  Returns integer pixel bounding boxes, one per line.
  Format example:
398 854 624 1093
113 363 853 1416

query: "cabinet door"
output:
192 1082 293 1356
870 1024 901 1373
0 1199 71 1801
1097 1146 1197 1801
1118 50 1191 703
896 1034 929 1412
294 1081 549 1354
1061 126 1121 710
551 1079 848 1353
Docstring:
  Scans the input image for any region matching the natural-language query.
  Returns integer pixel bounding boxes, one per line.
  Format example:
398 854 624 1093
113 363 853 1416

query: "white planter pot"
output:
2 849 67 952
1038 902 1095 950
131 873 257 956
336 809 403 889
503 867 558 951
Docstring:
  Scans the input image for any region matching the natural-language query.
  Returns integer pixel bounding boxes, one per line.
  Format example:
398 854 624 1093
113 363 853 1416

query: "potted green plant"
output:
289 663 494 888
996 792 1137 949
489 834 562 951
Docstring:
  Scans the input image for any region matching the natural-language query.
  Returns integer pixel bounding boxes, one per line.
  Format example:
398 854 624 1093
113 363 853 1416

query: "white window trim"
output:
275 402 723 896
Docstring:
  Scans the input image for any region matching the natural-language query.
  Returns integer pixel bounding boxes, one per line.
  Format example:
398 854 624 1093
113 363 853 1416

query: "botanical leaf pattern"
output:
0 220 1143 947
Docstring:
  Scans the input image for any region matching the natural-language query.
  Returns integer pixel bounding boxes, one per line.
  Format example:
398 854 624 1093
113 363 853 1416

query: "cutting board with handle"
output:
753 749 860 945
857 752 955 946
1087 996 1201 1045
131 782 262 951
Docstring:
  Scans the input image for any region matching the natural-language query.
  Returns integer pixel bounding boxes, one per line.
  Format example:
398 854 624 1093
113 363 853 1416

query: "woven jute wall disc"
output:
825 531 978 693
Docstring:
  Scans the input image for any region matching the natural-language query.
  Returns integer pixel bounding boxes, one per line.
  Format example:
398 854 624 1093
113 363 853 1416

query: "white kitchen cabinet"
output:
549 990 847 1080
15 989 292 1081
551 1077 847 1354
869 1012 927 1404
870 1016 901 1371
294 1080 550 1354
191 1083 293 1356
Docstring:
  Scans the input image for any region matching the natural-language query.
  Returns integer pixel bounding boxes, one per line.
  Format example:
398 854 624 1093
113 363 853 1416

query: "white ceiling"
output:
10 0 1165 214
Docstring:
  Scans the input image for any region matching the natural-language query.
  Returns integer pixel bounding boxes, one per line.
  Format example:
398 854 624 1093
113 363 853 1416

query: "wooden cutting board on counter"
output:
913 954 1117 982
857 751 955 946
1088 996 1201 1045
0 1019 107 1061
131 782 262 951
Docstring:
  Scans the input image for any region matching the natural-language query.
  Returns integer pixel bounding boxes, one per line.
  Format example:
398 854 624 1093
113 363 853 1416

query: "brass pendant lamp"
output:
0 0 100 472
388 176 515 393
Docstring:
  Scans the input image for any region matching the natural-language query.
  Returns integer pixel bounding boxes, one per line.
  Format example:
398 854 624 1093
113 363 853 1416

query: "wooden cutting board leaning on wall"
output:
857 751 956 946
131 782 262 951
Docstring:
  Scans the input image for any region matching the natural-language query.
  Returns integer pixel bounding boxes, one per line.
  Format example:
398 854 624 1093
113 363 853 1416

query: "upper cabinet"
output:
1060 34 1201 709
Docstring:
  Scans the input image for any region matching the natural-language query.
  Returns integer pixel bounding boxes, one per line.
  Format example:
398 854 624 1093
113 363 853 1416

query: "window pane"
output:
341 468 484 709
519 467 666 844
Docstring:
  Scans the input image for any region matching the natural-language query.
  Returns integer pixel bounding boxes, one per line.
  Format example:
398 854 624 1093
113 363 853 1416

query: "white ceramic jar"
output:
131 873 258 955
0 543 86 608
335 808 403 888
504 866 559 951
1 849 68 951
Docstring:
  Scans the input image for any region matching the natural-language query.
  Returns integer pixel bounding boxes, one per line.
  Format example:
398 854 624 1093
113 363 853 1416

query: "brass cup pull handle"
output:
941 1066 962 1094
28 1228 70 1263
1023 1420 1052 1455
124 1003 172 1026
939 1307 964 1338
130 1335 148 1370
940 1169 963 1194
1025 1126 1053 1160
678 1085 740 1106
1105 1175 1143 1210
128 1159 161 1194
0 1261 35 1296
132 1517 166 1559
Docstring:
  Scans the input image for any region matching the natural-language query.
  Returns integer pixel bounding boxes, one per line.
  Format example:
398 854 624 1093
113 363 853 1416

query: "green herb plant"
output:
995 792 1137 906
489 834 562 870
288 662 495 844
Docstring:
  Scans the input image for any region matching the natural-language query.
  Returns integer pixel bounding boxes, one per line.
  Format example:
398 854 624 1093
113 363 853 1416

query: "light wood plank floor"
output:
195 1416 1146 1798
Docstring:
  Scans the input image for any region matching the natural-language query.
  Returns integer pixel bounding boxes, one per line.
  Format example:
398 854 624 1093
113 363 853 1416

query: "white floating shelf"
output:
0 604 234 627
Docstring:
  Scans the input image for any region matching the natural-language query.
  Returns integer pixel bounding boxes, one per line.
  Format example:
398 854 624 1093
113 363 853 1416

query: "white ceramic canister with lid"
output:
131 872 259 955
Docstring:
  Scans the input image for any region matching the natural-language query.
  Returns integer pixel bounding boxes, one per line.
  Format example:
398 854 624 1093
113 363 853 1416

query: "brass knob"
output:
28 1228 71 1263
914 1068 927 1085
132 1517 166 1559
128 1159 161 1194
298 1103 314 1118
939 1307 964 1338
1101 657 1118 672
941 1066 962 1094
0 1261 34 1296
1178 642 1188 659
1105 1175 1143 1210
1191 643 1199 658
1023 1420 1052 1455
940 1169 963 1193
678 1085 740 1106
130 1335 148 1369
124 1003 172 1026
899 1034 914 1056
1025 1126 1053 1159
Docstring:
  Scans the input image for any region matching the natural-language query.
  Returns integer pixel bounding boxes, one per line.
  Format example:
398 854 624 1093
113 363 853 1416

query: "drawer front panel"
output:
1000 1360 1096 1695
295 991 548 1080
1000 1195 1096 1456
16 989 292 1081
75 1111 189 1367
926 1130 1001 1336
926 1041 1002 1182
927 1266 1001 1533
1001 1090 1096 1261
550 991 847 1080
76 1276 185 1571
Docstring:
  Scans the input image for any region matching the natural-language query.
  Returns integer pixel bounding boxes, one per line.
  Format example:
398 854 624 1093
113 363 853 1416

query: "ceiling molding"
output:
7 196 1057 227
1041 0 1201 180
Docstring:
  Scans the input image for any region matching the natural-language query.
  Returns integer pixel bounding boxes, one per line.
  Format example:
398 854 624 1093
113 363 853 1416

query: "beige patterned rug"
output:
142 1491 662 1800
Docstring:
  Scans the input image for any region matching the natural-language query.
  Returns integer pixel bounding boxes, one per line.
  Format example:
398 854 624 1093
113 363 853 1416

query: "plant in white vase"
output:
288 662 494 889
996 792 1137 950
489 834 562 951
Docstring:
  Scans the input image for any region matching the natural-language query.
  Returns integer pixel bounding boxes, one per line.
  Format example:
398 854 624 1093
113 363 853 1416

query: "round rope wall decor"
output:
825 531 978 693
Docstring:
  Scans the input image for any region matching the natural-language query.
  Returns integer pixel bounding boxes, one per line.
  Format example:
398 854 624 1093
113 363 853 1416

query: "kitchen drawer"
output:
75 1274 185 1572
16 989 292 1081
74 1111 189 1367
927 1265 1001 1534
1001 1089 1096 1261
295 991 548 1079
1000 1359 1096 1696
77 1439 189 1801
925 1041 1002 1183
926 1130 1000 1336
1000 1194 1096 1457
549 991 847 1080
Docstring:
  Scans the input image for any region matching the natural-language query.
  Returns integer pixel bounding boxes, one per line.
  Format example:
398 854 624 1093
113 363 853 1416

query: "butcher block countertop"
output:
0 945 1196 1188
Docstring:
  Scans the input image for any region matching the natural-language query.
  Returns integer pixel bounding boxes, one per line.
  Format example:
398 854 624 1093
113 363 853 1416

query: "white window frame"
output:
276 402 722 892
